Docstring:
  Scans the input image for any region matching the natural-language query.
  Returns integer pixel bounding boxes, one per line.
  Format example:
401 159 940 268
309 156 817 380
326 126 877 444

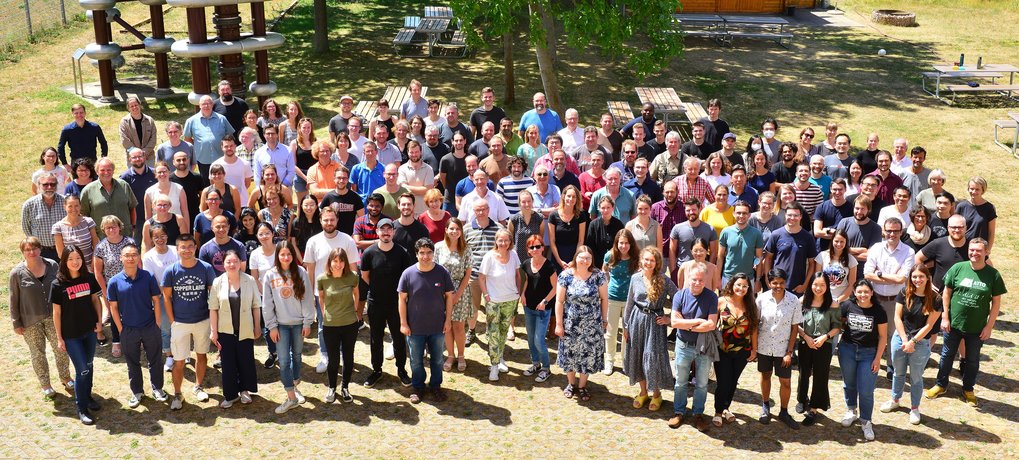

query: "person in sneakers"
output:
108 243 168 408
518 235 557 383
209 250 261 408
623 247 678 414
264 240 316 413
667 263 717 432
398 238 455 403
161 234 216 410
796 272 841 426
837 280 888 441
315 247 361 405
926 238 1005 407
880 264 941 424
478 229 522 382
50 244 102 424
360 218 413 388
141 224 179 374
753 269 803 430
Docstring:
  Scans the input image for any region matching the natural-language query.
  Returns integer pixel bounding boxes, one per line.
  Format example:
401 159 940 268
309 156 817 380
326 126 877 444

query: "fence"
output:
0 0 76 46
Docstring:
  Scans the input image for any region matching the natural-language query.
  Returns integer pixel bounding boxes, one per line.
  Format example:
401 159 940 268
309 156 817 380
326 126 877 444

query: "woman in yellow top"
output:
700 184 735 237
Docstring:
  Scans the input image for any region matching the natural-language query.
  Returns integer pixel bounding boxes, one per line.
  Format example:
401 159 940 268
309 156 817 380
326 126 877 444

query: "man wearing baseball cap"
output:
718 132 745 169
328 95 362 145
359 217 414 388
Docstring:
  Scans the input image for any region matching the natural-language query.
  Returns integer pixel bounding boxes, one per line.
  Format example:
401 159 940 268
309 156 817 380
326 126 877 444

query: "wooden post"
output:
93 8 116 101
251 1 269 107
213 4 245 97
150 4 170 93
187 6 210 110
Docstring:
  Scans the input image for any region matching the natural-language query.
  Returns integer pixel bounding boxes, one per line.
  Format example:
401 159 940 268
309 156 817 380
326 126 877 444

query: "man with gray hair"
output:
21 172 66 260
864 216 915 379
673 157 714 206
81 158 138 239
156 121 195 168
439 103 474 148
183 95 235 178
650 132 686 183
458 169 509 225
889 138 911 176
588 167 636 221
557 108 584 155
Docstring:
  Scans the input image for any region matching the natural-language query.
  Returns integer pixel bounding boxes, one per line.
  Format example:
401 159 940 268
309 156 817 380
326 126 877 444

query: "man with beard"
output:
396 140 435 216
328 95 362 144
494 118 524 159
652 181 685 275
846 175 886 222
392 194 430 263
518 92 562 142
770 143 799 185
548 149 581 192
479 135 510 184
320 167 364 236
916 214 969 294
574 126 608 173
360 218 413 388
438 137 469 214
669 196 719 274
416 125 445 173
439 104 474 148
650 132 685 184
120 148 157 242
792 164 824 219
304 207 360 373
353 194 385 250
197 215 246 276
469 87 508 138
868 151 903 204
169 151 207 232
212 81 249 142
468 121 496 160
716 132 744 169
680 121 712 161
610 140 639 182
717 200 764 287
21 172 66 260
496 156 536 215
373 164 409 219
836 196 883 265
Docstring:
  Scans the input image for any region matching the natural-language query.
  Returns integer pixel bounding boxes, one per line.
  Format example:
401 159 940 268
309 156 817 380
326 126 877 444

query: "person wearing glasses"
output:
863 217 914 380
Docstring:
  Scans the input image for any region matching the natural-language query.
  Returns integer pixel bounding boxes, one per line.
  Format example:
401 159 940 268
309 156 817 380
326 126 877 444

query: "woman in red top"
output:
417 188 451 243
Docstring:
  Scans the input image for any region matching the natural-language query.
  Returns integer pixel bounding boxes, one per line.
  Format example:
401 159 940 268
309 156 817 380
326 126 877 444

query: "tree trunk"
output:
542 3 557 68
529 2 562 114
502 31 515 105
312 0 328 54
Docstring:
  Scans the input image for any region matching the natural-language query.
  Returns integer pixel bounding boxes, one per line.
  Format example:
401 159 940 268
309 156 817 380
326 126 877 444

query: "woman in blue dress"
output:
555 245 608 402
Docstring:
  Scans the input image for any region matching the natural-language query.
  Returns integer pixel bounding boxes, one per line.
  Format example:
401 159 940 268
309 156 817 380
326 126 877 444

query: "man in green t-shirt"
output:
926 238 1006 406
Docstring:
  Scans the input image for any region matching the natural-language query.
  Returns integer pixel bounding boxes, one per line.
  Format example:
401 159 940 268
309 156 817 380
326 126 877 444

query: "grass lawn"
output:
0 0 1016 456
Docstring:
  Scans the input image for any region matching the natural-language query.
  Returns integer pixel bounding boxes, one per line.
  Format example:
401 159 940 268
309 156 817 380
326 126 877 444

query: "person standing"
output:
796 272 841 426
303 207 360 373
519 235 557 383
208 251 261 408
80 158 138 240
623 248 677 413
863 217 914 379
478 229 521 382
926 238 1006 406
712 274 758 427
212 80 250 142
316 248 361 405
118 97 157 165
265 241 316 413
464 200 503 346
161 234 216 410
754 269 803 430
121 148 158 243
763 202 816 295
838 280 887 441
435 218 473 372
555 246 608 402
50 245 104 424
717 200 764 287
107 244 167 408
359 218 412 387
10 238 72 398
23 173 67 261
398 239 455 403
183 95 235 178
603 229 639 375
57 104 108 168
667 263 718 432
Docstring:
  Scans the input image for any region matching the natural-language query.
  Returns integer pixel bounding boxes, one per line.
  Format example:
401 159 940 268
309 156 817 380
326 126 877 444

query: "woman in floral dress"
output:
434 218 472 372
555 245 608 402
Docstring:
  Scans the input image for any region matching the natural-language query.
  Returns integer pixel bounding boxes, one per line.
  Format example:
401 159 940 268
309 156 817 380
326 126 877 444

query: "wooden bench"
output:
353 85 430 132
403 16 421 29
393 28 429 57
727 30 794 48
682 102 708 125
607 101 634 128
943 84 1019 103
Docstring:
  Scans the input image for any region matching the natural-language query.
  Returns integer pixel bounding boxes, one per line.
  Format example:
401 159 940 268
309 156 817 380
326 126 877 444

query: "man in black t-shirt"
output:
699 99 731 154
916 215 968 293
469 87 508 138
212 81 249 143
680 122 712 161
360 218 413 388
319 166 364 235
393 194 430 263
770 143 799 185
169 151 207 232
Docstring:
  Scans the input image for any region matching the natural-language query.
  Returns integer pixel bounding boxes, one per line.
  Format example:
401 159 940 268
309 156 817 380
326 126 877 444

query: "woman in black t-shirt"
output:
519 235 558 383
50 245 103 425
881 265 941 424
837 280 887 442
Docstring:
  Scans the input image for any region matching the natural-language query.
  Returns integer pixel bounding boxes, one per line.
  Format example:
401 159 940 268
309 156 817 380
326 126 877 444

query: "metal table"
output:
417 18 451 56
424 6 453 18
927 64 1019 101
634 87 686 126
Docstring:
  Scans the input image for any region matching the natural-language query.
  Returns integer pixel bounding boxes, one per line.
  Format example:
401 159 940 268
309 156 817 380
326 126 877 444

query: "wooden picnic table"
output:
634 87 685 126
926 64 1019 102
354 85 429 124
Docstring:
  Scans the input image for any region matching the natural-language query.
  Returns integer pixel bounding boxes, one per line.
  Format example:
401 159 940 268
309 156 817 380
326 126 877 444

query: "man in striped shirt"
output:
464 200 503 347
496 156 535 215
792 163 824 220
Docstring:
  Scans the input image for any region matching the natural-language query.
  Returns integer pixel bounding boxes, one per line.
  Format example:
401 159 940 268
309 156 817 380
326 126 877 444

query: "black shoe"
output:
465 329 476 347
363 371 383 388
263 353 277 369
778 411 800 430
78 410 94 425
802 412 817 426
87 398 101 411
340 387 353 403
398 371 412 387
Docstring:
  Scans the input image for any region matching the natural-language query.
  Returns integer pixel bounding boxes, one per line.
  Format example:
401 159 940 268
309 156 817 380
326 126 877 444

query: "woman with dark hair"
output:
200 163 241 215
677 238 720 291
555 245 608 401
747 149 776 195
315 247 360 405
436 218 472 372
32 147 69 194
424 99 445 129
798 127 821 159
623 247 677 413
264 240 315 413
249 164 293 211
290 117 317 203
369 98 398 141
10 237 71 398
279 100 305 146
50 244 103 424
64 157 96 197
234 207 261 256
249 222 280 368
257 98 285 134
586 195 624 268
602 229 639 375
141 223 178 372
193 188 237 247
816 229 857 304
409 115 427 144
845 160 865 196
243 109 264 147
625 195 662 252
838 279 888 441
519 234 557 383
902 206 932 252
796 271 841 425
712 273 758 426
548 185 588 272
880 264 941 425
209 250 262 408
289 195 321 266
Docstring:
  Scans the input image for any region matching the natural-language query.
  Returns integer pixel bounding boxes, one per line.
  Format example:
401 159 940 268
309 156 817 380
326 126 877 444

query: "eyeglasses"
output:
528 245 543 250
624 150 637 154
535 172 549 177
803 134 815 138
884 229 902 234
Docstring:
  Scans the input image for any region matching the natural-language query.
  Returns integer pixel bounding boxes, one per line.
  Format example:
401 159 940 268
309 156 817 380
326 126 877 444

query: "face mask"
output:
763 130 776 139
751 143 762 151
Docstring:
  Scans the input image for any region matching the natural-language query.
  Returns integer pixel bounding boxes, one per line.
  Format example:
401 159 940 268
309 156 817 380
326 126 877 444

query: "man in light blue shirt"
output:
252 124 296 187
183 95 234 179
518 92 562 143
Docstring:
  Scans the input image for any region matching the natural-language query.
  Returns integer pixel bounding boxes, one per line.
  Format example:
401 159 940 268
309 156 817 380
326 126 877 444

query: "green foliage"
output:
449 0 683 78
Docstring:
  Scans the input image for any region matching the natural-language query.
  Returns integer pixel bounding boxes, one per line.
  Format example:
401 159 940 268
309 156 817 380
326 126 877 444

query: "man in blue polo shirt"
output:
108 243 166 408
183 95 235 179
518 92 562 143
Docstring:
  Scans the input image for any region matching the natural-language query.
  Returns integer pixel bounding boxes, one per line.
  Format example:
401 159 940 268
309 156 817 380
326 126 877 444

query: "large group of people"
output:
14 81 1006 442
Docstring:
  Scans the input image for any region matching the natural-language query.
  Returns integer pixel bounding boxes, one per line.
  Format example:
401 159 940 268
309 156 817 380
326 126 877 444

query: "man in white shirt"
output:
557 108 584 156
889 138 912 176
458 170 510 225
864 216 914 378
303 207 360 373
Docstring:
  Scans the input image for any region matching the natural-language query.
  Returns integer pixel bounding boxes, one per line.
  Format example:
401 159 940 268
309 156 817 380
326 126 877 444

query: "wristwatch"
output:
875 270 883 278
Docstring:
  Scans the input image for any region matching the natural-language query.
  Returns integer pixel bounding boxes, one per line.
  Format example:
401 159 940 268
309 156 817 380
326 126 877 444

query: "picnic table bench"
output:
682 102 708 125
607 101 634 128
925 64 1019 103
424 6 453 18
722 15 793 48
993 113 1019 159
635 87 685 127
353 85 430 125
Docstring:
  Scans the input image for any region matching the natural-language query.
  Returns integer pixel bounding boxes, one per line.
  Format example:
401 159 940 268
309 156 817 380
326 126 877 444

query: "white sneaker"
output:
880 399 900 413
498 359 509 373
164 357 174 372
294 387 306 405
861 420 875 441
192 386 209 402
507 327 516 341
128 393 143 408
324 388 336 403
170 393 183 410
275 398 298 414
385 343 395 360
909 408 922 425
315 359 328 374
239 391 252 404
220 397 238 409
602 362 614 376
488 365 500 382
152 389 169 402
841 409 859 427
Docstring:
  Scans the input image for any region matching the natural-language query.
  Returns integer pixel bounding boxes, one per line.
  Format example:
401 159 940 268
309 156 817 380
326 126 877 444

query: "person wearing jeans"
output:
668 263 718 432
398 238 455 403
263 240 316 413
520 235 557 382
50 244 103 424
881 265 941 424
837 280 887 441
